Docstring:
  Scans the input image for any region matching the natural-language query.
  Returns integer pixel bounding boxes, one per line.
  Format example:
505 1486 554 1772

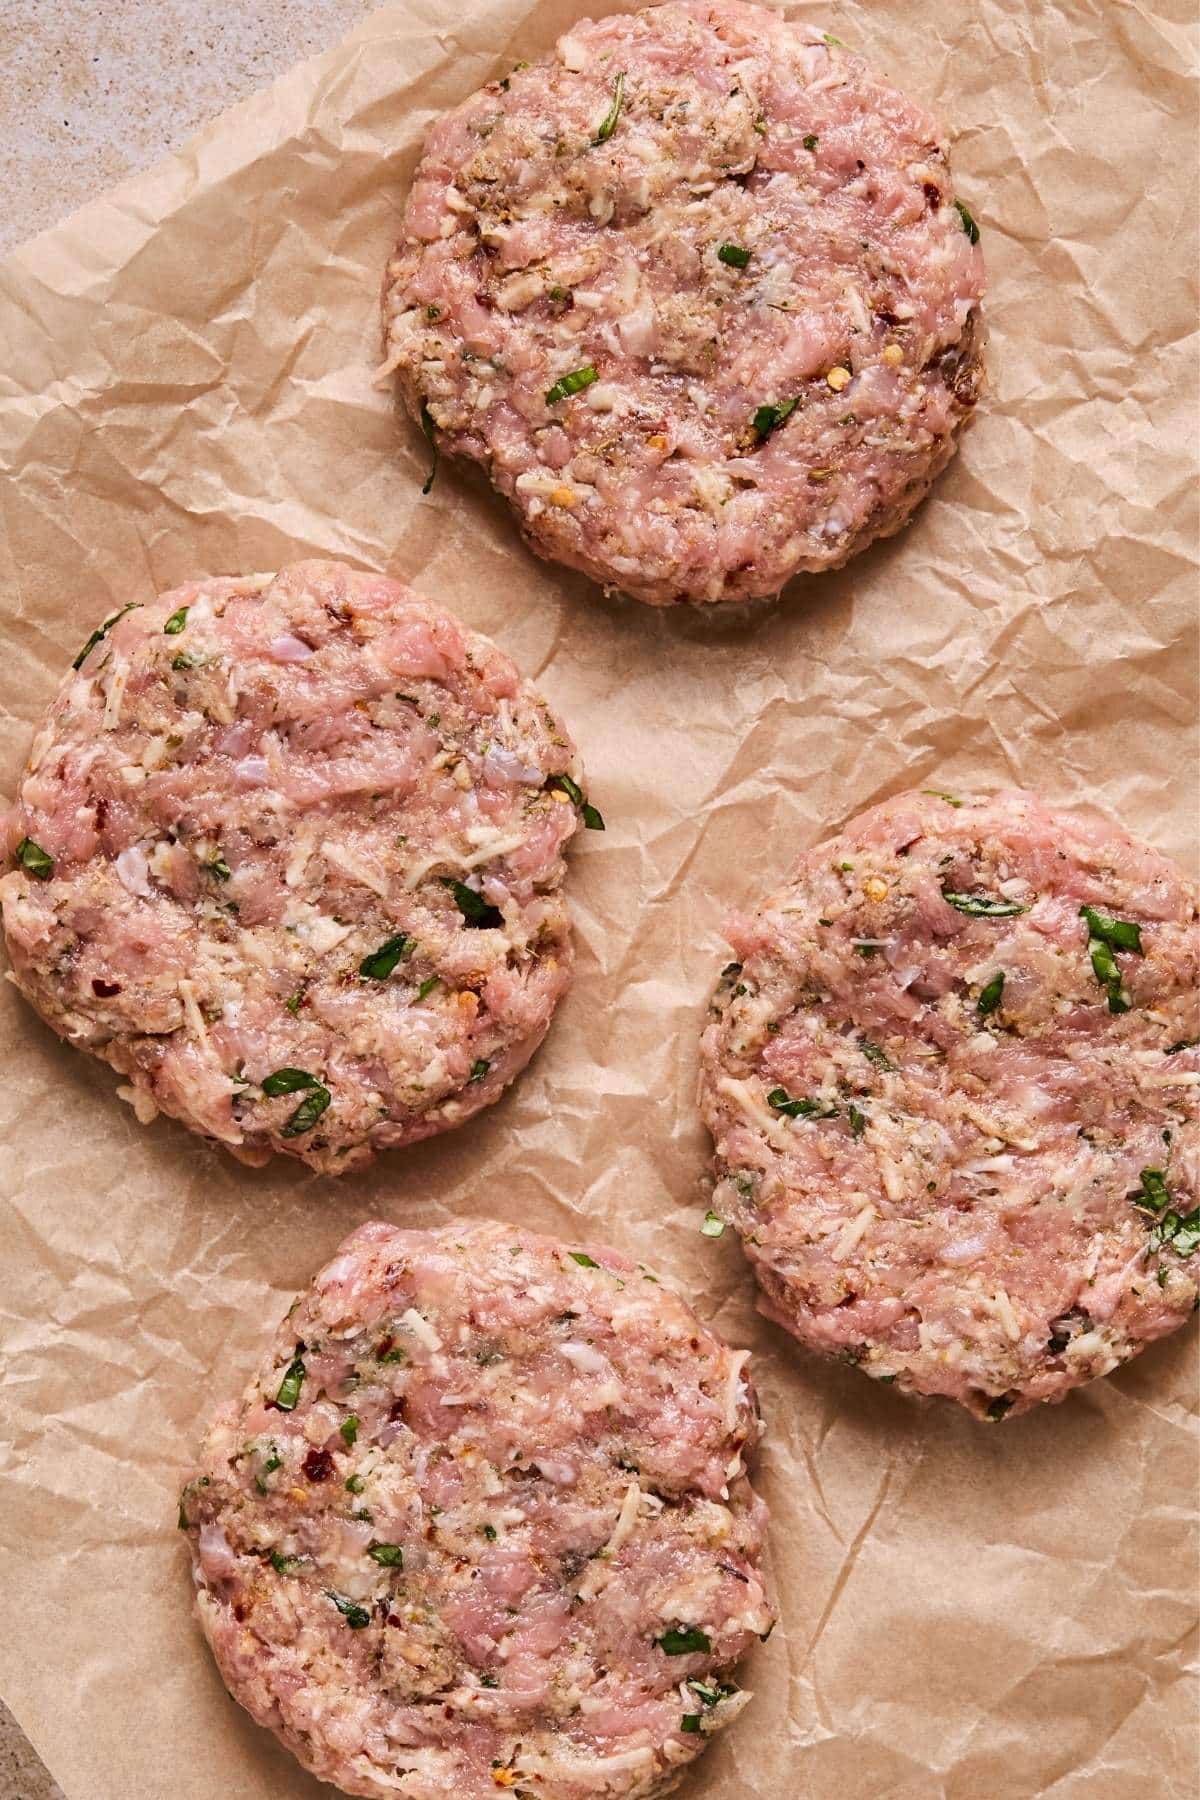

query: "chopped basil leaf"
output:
419 400 438 495
941 889 1029 917
954 198 980 243
546 364 599 405
860 1039 896 1072
208 855 231 882
550 773 606 830
340 1415 359 1447
468 1058 490 1083
1167 1037 1199 1055
261 1067 321 1096
1079 905 1143 954
1086 930 1133 1014
480 1673 499 1687
275 1356 306 1411
442 877 503 928
700 1210 726 1238
281 1084 332 1137
717 242 751 268
921 788 962 807
172 651 201 671
849 1104 866 1139
481 1523 498 1540
367 1542 404 1567
657 1626 712 1656
72 601 138 670
822 32 846 47
1132 1167 1170 1214
767 1086 836 1119
285 990 304 1015
15 837 54 879
593 70 625 145
163 607 189 635
359 934 411 980
681 1714 703 1733
326 1590 371 1629
270 1550 302 1574
415 975 440 1001
802 133 818 150
1167 1211 1200 1258
753 396 799 439
345 1473 366 1494
977 972 1005 1016
569 1251 599 1269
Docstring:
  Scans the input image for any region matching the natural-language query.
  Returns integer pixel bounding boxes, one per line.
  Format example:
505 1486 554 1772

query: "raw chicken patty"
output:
698 790 1199 1418
0 562 594 1174
381 0 986 606
180 1220 773 1800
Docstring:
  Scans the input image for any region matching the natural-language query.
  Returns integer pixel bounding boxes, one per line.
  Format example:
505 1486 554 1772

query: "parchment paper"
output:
0 3 1196 1796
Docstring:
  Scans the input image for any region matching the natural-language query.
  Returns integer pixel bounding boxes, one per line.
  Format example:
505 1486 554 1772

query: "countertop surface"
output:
0 6 368 1788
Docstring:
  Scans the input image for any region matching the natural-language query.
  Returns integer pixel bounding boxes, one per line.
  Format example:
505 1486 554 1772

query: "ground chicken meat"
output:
698 789 1198 1418
381 1 986 606
180 1220 773 1799
0 562 594 1173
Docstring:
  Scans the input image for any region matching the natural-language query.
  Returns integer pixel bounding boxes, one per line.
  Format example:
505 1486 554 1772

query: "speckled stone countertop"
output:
0 6 369 1787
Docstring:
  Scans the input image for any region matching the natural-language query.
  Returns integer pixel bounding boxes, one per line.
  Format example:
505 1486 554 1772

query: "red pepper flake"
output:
302 1447 334 1482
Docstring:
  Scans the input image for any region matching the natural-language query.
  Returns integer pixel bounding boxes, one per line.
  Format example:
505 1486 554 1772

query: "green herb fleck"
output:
208 855 231 882
681 1714 703 1733
481 1523 498 1540
849 1105 866 1139
593 70 625 145
1079 905 1143 954
72 602 138 670
15 837 54 880
345 1474 366 1494
359 934 411 980
569 1251 600 1269
367 1543 404 1567
1167 1037 1199 1055
415 975 440 1001
657 1626 712 1656
172 651 201 671
717 242 751 268
921 788 962 807
546 364 599 405
261 1067 321 1096
941 890 1029 917
977 972 1005 1016
281 1084 332 1137
859 1039 896 1072
419 401 438 495
285 990 304 1015
326 1590 371 1629
954 198 980 244
802 133 818 150
275 1356 305 1411
163 607 189 635
822 32 847 47
340 1415 359 1447
270 1550 302 1574
550 771 605 830
441 877 503 928
753 396 799 439
469 1058 490 1083
700 1210 726 1238
767 1086 836 1119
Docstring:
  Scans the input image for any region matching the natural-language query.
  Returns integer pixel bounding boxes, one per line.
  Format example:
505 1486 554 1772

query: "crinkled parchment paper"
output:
0 2 1196 1796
